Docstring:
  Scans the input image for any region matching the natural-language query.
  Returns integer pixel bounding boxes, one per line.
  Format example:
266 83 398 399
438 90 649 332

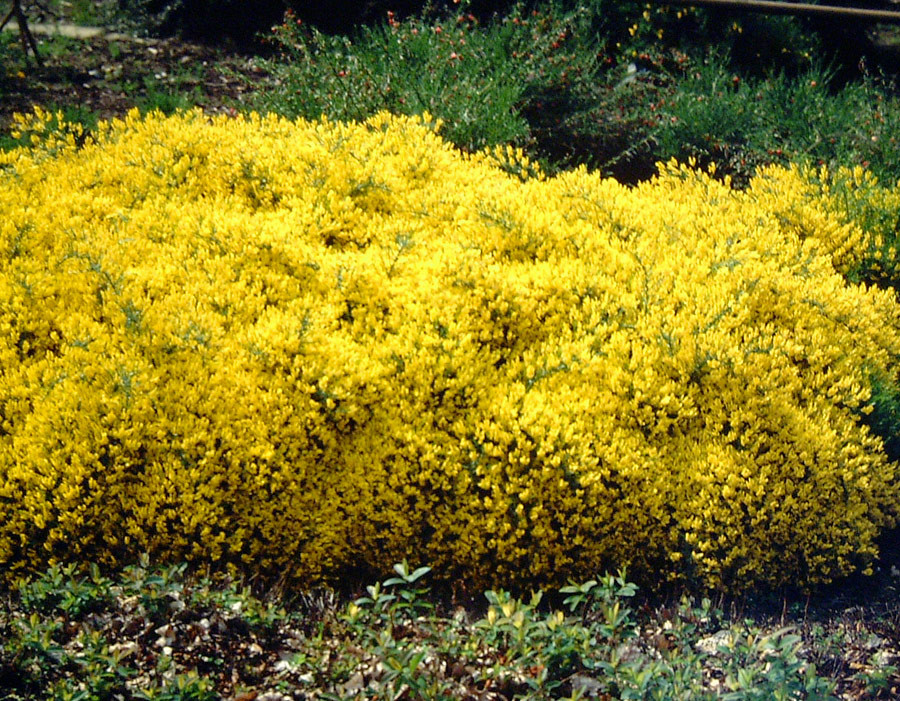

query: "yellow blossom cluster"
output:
753 163 900 289
1 108 898 592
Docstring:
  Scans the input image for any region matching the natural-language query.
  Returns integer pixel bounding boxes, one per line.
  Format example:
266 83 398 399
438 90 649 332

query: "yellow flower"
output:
0 109 897 593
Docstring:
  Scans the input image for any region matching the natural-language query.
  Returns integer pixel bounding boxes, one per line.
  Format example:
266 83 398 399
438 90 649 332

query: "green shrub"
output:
254 3 600 156
249 0 887 182
649 56 900 187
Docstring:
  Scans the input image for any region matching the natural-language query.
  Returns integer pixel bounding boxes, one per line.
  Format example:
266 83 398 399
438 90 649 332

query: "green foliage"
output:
248 0 900 185
253 3 598 155
647 56 900 187
0 612 135 699
710 626 836 700
17 562 113 618
29 0 124 27
29 34 82 60
0 559 871 699
300 562 839 700
864 374 900 464
2 613 66 687
854 654 899 697
137 88 199 117
187 576 287 631
0 557 287 698
134 672 218 701
53 630 136 700
119 556 189 620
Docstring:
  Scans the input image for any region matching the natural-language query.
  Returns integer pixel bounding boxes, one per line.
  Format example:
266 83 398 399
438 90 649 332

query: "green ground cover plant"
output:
0 559 860 699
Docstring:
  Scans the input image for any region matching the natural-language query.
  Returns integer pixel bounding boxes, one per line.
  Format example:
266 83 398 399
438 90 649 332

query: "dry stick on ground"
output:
0 0 42 66
654 0 900 24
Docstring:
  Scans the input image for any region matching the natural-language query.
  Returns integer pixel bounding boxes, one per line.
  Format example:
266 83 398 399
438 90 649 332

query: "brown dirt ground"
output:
0 25 273 130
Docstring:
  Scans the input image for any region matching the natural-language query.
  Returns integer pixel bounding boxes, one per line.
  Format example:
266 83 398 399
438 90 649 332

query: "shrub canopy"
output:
0 109 897 592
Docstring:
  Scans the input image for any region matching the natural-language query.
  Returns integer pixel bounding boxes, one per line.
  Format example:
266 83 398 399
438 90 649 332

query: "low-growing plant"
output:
136 71 206 116
188 576 287 631
133 671 218 701
2 615 135 697
853 653 899 698
349 559 434 625
55 629 135 699
16 562 113 617
709 625 836 700
299 563 840 699
120 557 189 620
319 562 454 700
3 613 66 686
0 559 868 698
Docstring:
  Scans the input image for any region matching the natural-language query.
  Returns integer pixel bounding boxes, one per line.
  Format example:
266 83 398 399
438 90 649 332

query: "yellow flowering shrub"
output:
1 108 898 592
748 163 900 287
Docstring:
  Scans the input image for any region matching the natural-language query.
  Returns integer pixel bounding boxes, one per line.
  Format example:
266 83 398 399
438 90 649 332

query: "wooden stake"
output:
652 0 900 24
0 0 43 66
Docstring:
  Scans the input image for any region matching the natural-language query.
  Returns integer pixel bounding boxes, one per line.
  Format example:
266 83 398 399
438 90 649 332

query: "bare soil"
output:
0 24 273 130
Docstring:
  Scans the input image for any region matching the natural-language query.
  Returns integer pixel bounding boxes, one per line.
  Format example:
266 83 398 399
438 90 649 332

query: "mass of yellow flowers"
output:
1 108 898 592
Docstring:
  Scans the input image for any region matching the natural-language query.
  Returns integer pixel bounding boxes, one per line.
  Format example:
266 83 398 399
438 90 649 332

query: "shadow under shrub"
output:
0 109 898 595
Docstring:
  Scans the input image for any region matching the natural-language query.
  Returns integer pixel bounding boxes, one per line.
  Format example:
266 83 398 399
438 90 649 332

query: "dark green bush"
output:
643 56 900 187
254 2 601 156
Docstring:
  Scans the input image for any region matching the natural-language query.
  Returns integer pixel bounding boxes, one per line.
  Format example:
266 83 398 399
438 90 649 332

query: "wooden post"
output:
0 0 43 66
652 0 900 24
